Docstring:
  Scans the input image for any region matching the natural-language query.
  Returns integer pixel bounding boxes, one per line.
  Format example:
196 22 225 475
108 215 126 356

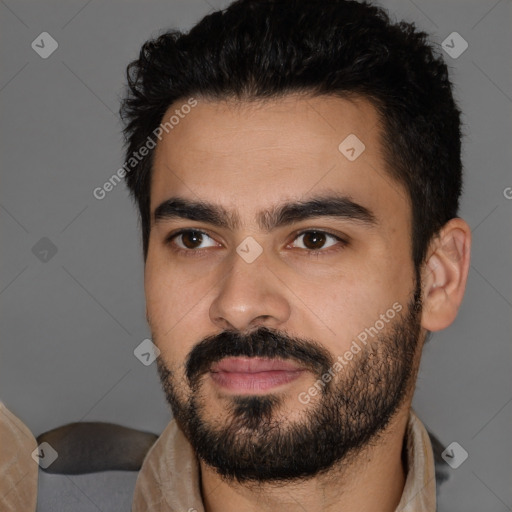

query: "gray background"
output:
1 0 511 510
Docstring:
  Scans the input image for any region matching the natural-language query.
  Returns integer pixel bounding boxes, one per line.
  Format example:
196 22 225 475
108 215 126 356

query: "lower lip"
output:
210 369 305 393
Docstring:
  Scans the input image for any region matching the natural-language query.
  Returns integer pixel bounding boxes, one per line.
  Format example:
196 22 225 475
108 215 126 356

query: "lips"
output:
211 357 303 373
209 357 305 393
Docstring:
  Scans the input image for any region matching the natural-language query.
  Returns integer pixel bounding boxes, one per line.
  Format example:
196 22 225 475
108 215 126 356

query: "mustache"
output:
185 326 334 387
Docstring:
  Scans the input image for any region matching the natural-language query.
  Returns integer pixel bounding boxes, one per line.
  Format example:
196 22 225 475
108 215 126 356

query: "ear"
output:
420 218 471 331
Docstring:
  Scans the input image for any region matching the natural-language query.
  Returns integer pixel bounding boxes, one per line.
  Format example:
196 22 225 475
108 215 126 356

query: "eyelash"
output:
164 228 349 258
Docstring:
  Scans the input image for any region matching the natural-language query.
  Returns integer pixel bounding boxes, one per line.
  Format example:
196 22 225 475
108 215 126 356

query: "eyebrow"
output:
153 193 377 232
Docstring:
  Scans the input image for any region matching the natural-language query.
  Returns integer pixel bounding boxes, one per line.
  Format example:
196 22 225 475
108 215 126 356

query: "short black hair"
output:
120 0 463 268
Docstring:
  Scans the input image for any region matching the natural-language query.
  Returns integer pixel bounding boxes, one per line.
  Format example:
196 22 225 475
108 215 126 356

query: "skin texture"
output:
144 93 471 512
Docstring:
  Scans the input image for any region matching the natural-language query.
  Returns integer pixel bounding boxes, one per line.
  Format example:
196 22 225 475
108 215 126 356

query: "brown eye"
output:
292 230 341 251
302 231 327 250
167 230 218 252
180 230 204 249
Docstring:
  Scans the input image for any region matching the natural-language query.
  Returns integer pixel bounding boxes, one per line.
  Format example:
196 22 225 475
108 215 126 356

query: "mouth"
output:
209 356 306 393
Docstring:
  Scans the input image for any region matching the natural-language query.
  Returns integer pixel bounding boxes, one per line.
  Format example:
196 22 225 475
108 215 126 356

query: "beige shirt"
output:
0 402 38 512
132 408 437 511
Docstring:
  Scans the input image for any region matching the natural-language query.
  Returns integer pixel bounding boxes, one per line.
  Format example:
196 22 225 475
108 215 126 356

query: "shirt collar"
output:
395 408 437 511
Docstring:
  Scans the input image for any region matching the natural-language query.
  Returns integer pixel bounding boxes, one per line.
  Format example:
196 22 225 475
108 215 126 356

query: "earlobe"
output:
421 218 471 332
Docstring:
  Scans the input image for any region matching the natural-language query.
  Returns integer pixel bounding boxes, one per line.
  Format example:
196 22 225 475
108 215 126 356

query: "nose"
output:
209 248 291 333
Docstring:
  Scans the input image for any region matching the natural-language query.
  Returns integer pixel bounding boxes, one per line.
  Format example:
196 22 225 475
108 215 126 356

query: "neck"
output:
200 406 410 512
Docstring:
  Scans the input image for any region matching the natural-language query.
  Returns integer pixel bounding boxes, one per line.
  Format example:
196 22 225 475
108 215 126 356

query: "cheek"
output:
144 258 206 364
145 248 197 325
308 260 411 355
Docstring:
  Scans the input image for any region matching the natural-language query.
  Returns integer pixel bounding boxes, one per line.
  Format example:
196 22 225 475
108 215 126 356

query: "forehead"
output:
150 93 409 226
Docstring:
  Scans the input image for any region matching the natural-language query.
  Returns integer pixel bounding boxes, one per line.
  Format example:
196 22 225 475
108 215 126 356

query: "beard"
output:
155 285 423 484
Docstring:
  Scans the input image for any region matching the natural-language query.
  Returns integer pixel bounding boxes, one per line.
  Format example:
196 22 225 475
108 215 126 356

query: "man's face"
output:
145 94 424 481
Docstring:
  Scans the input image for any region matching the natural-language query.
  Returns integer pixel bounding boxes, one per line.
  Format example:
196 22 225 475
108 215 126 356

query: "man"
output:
120 1 471 510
